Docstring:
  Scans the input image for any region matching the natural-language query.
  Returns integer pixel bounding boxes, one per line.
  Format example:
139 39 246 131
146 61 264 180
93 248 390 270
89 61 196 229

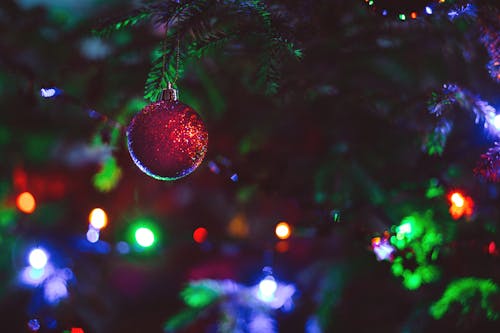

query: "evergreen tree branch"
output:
93 9 151 36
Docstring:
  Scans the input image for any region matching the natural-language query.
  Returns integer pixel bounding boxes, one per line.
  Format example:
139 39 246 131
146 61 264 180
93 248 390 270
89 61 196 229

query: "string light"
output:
488 241 497 255
253 269 296 309
448 191 474 220
135 227 155 248
86 229 100 243
28 248 48 269
16 191 36 214
193 227 208 243
88 208 108 230
40 87 61 98
275 222 291 240
116 241 130 254
362 0 444 20
371 236 395 261
258 275 278 302
27 319 40 331
450 192 465 207
493 114 500 131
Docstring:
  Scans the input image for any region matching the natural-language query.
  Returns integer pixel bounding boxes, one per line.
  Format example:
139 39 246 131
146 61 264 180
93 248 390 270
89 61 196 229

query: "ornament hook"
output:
160 82 178 102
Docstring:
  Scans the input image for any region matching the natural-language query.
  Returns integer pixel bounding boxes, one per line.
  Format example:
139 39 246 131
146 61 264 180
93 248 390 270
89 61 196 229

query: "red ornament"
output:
127 91 208 180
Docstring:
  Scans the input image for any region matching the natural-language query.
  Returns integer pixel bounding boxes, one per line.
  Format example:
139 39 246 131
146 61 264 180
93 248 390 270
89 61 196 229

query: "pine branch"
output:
474 143 500 182
144 1 217 101
424 84 498 155
187 30 232 59
99 0 303 99
144 43 169 102
255 35 301 95
93 10 151 36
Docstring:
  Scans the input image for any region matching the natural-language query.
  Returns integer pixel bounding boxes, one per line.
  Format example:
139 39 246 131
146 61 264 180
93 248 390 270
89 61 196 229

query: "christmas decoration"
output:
388 212 446 290
8 0 500 331
28 248 49 270
363 0 443 19
134 227 155 248
16 191 36 214
126 86 208 180
275 221 291 240
371 235 395 261
165 277 295 332
88 208 108 230
193 227 208 243
447 190 474 220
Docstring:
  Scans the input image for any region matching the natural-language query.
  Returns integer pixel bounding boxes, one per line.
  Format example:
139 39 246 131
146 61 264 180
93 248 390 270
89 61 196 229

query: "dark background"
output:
1 0 500 332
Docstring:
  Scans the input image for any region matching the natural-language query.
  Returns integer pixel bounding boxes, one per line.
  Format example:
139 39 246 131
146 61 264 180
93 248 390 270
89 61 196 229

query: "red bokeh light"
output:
193 227 208 243
488 241 497 255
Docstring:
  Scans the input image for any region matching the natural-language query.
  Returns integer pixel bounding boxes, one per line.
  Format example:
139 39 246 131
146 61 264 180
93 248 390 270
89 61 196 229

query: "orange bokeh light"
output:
16 192 36 214
371 237 381 246
275 222 291 240
448 191 473 220
89 208 108 230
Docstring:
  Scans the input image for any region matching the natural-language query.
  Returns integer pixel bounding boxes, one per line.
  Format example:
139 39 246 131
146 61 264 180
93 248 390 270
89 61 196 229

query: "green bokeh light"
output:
126 218 162 251
426 178 444 199
430 278 499 320
389 211 444 290
93 156 122 192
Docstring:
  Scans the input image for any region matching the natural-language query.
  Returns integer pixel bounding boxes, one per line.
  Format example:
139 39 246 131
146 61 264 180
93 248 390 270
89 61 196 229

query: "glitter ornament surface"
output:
127 100 208 180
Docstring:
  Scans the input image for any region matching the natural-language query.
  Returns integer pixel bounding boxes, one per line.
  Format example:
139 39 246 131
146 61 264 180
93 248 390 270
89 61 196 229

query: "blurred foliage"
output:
1 0 500 332
430 278 499 320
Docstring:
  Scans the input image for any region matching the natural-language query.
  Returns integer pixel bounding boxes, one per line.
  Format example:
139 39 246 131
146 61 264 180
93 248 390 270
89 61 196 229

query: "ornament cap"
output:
160 82 178 102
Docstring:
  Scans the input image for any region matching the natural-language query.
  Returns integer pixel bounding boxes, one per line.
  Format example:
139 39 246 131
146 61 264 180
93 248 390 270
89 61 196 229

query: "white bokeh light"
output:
28 248 48 269
135 227 155 247
258 276 278 302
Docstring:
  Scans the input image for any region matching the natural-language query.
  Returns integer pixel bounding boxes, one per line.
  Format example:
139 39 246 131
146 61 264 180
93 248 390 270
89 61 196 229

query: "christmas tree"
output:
2 0 500 332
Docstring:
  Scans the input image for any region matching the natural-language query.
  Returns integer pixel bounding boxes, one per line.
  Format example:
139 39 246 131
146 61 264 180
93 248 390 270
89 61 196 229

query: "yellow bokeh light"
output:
450 192 465 208
16 192 36 214
89 208 108 230
275 222 291 240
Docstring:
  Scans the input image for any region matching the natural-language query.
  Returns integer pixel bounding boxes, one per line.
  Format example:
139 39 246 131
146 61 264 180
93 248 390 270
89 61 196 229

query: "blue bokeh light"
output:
44 276 68 304
86 228 100 243
493 114 500 131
